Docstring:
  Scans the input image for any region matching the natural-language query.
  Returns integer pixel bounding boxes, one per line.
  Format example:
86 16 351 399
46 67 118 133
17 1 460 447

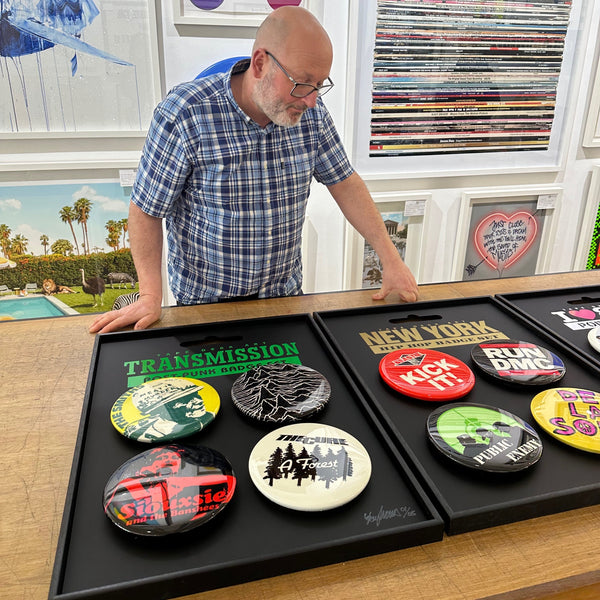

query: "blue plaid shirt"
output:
131 60 354 304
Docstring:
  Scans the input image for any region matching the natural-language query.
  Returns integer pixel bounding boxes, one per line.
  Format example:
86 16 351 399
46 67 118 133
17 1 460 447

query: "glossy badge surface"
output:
379 348 475 401
588 327 600 354
531 388 600 453
248 423 371 511
103 444 236 536
111 377 220 443
231 362 331 423
471 339 565 386
427 403 543 473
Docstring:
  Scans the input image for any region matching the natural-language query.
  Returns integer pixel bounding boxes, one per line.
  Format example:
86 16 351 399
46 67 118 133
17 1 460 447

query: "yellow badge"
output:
530 387 600 453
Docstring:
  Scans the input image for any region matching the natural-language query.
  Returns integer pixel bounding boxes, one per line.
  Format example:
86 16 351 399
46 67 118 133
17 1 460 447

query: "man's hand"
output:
372 258 418 303
88 294 162 334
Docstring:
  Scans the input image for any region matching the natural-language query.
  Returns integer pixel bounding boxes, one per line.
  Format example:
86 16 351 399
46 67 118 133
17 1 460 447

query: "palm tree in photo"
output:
40 234 50 255
11 234 28 256
105 220 123 251
0 224 11 258
59 206 80 255
119 218 129 248
74 197 92 255
51 239 74 256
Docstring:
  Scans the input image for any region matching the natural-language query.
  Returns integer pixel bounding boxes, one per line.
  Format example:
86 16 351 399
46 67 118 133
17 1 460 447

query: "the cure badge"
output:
111 377 220 443
530 388 600 453
379 348 475 401
231 362 331 424
103 444 236 536
471 339 565 386
248 423 371 511
427 403 543 472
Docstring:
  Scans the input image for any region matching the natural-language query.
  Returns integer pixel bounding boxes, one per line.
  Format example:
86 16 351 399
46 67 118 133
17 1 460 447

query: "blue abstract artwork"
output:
0 0 157 133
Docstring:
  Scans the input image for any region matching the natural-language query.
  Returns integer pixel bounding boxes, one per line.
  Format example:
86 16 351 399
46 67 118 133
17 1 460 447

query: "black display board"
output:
314 297 600 534
49 314 443 600
496 284 600 370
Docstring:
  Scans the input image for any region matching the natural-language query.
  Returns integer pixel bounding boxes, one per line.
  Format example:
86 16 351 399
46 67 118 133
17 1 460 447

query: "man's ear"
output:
251 48 267 79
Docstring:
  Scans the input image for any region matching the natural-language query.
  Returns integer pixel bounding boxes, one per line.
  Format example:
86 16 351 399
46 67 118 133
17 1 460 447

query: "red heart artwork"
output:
568 309 597 320
473 211 538 272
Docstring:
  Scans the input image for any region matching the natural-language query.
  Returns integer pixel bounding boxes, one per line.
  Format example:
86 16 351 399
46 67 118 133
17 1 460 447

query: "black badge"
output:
427 403 543 473
471 339 565 385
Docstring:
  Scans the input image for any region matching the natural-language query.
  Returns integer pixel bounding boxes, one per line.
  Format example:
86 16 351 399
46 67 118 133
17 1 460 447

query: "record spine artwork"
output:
370 0 573 157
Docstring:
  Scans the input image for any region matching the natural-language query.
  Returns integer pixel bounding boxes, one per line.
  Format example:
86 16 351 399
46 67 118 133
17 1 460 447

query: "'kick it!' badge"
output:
470 339 565 386
379 348 475 400
427 403 543 473
111 377 220 443
248 423 371 511
530 387 600 453
103 444 236 536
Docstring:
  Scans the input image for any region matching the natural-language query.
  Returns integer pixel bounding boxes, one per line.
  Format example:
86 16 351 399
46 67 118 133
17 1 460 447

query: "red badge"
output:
379 348 475 401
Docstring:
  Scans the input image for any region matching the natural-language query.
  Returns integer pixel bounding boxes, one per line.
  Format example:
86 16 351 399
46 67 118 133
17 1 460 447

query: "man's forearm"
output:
129 202 164 305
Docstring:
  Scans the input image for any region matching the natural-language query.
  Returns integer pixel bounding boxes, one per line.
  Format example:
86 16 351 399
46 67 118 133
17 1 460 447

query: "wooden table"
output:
4 272 600 600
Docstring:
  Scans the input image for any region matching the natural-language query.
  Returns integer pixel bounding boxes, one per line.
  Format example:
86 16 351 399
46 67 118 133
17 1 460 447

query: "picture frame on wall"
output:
583 56 600 147
574 165 600 269
172 0 322 28
451 186 562 282
0 0 162 144
346 0 588 178
0 172 149 319
343 191 429 290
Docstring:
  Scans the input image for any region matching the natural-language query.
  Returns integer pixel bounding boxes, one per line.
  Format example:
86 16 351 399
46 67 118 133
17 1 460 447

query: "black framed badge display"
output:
314 296 600 534
49 314 443 600
496 284 600 370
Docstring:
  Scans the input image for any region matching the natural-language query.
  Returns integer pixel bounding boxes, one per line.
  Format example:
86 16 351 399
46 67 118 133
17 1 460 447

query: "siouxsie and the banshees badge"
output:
470 339 566 386
103 445 236 536
110 377 220 443
427 403 543 473
248 423 372 511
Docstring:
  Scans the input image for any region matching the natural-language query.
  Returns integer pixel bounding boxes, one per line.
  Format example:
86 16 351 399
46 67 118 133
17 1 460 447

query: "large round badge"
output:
103 444 236 536
530 387 600 453
471 339 565 386
248 423 371 511
588 327 600 354
427 403 543 472
231 362 331 424
379 348 475 401
110 377 220 443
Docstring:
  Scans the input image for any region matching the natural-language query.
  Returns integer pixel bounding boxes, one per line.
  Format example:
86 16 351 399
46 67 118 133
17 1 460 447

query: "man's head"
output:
245 7 333 127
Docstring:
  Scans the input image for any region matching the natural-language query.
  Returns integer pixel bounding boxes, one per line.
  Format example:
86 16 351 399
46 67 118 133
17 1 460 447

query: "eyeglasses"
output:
265 51 334 98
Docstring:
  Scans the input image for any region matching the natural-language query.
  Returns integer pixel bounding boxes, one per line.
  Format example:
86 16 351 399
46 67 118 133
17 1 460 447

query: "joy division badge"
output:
103 444 236 536
530 388 600 453
111 377 220 443
379 348 475 401
231 363 331 424
248 423 371 511
471 339 566 386
588 327 600 354
427 403 543 472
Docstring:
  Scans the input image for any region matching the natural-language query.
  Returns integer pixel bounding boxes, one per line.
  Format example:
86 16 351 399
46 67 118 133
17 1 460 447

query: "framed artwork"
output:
0 174 143 318
574 165 600 269
451 186 562 282
346 0 588 177
172 0 322 28
343 191 429 290
583 55 600 147
0 0 162 141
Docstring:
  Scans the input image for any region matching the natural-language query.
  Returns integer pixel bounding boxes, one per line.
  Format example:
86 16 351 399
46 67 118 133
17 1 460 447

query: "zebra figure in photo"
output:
112 292 140 311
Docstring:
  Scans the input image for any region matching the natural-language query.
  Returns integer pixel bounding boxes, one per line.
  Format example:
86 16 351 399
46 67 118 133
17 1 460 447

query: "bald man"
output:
90 7 418 334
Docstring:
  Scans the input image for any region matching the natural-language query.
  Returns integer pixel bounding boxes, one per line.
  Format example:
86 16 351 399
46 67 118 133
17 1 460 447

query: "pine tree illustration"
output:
319 448 339 489
282 443 297 479
336 447 354 481
292 447 313 487
264 446 284 487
